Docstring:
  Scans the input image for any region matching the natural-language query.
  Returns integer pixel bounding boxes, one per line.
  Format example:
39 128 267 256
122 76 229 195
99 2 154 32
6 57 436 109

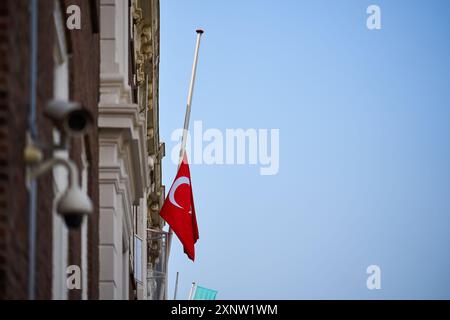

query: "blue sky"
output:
159 0 450 299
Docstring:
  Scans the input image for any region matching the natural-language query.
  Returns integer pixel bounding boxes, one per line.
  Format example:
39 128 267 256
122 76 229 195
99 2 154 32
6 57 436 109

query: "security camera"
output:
45 99 94 136
57 185 93 229
28 157 93 229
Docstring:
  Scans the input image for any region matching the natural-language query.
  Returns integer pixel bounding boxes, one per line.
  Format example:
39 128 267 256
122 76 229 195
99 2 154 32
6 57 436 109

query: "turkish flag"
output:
160 154 199 261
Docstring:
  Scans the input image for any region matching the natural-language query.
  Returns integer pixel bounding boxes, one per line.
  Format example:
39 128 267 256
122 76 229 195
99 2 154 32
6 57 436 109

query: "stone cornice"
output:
100 73 132 104
99 103 150 202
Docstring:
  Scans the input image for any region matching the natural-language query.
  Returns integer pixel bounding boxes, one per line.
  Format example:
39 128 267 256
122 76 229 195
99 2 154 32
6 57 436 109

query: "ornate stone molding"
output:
133 1 153 86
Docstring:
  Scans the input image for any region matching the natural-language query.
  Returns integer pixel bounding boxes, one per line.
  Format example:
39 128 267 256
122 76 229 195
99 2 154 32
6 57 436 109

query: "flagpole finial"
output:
196 29 204 34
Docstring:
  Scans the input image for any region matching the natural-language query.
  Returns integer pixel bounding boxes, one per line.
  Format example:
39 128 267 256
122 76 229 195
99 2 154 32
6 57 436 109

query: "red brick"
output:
0 0 100 300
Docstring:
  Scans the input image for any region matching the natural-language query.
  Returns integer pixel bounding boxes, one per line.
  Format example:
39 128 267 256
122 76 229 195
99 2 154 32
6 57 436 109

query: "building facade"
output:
98 0 166 300
0 0 166 300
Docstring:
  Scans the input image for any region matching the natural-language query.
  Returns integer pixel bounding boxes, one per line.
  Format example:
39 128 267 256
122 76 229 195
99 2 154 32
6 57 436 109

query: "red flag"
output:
160 154 199 261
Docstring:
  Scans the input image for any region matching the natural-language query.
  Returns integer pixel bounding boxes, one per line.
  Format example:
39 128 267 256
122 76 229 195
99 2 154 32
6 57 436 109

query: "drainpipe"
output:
28 0 38 300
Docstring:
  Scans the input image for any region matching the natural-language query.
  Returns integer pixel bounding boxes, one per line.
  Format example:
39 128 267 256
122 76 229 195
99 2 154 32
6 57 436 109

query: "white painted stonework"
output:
99 0 149 300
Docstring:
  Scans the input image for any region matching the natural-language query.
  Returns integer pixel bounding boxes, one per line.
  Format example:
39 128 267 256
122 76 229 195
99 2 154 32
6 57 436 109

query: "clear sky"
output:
159 0 450 299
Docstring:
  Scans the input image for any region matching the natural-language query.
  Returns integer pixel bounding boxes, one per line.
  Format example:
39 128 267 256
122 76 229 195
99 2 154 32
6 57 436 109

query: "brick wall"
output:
34 0 55 300
64 0 100 300
0 0 54 300
0 0 100 300
0 0 11 299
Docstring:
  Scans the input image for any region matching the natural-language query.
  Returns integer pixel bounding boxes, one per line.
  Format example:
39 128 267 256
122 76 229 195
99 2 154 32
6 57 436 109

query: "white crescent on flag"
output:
168 176 190 209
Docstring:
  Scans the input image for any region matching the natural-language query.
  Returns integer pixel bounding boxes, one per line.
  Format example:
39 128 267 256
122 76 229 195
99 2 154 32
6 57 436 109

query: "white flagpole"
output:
179 29 204 164
188 281 196 300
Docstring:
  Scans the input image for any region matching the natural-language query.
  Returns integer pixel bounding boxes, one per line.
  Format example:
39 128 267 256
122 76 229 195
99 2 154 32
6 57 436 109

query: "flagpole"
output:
168 29 204 237
179 29 204 164
173 271 179 300
188 281 196 300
